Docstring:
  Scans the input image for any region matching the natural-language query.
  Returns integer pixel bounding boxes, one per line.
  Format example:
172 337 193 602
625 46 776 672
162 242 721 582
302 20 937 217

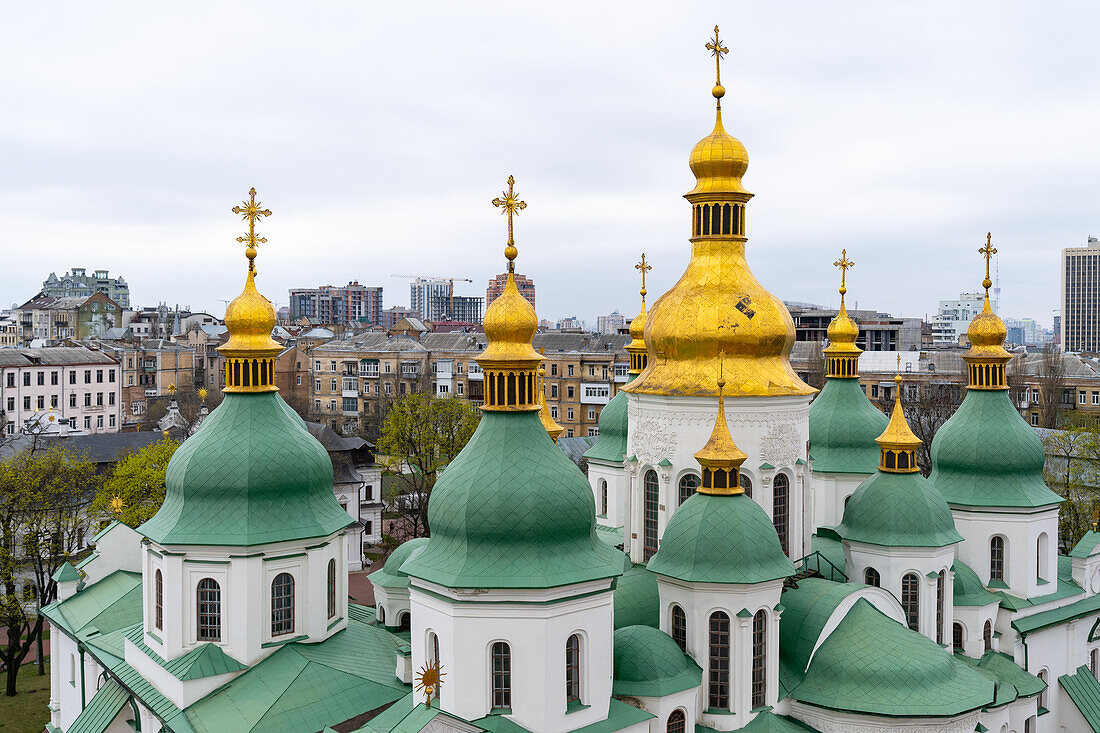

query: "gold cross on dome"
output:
833 249 854 295
491 175 527 272
232 187 273 270
635 253 652 299
979 232 997 292
706 25 728 87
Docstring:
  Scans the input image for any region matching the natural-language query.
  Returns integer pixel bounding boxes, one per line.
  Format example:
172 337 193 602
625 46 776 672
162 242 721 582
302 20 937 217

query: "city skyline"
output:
2 4 1097 326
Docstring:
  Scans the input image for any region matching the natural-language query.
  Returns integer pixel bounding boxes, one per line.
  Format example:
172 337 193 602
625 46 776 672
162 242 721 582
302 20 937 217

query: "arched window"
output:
196 578 221 641
983 619 993 652
739 473 752 498
864 567 880 587
599 479 607 515
1037 669 1048 709
643 470 659 561
678 474 699 506
377 606 385 624
671 605 687 652
936 570 946 645
398 612 411 632
708 611 731 710
901 573 920 631
271 573 295 636
1037 532 1049 582
1092 648 1098 679
566 634 581 703
953 622 964 651
154 569 163 631
751 610 767 709
666 709 686 733
429 632 439 664
327 559 337 619
491 642 511 711
990 536 1005 582
772 474 789 555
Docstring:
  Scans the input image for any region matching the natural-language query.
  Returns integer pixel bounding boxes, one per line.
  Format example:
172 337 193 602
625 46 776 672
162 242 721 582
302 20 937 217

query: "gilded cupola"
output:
218 187 283 393
876 368 922 474
964 233 1011 390
626 254 651 375
824 250 862 378
694 359 748 494
625 26 813 399
478 175 543 411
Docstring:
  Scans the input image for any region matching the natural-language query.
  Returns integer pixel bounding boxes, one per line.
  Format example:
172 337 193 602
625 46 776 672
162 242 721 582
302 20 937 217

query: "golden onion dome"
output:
966 296 1009 356
628 301 647 343
480 271 541 366
827 304 860 347
221 268 281 353
687 106 750 197
537 360 564 443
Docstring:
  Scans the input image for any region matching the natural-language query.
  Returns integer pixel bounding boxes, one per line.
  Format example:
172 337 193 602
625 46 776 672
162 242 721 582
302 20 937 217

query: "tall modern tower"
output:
1061 236 1100 353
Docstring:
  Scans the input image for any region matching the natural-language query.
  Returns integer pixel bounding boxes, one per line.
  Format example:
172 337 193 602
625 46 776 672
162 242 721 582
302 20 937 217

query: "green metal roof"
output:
583 388 628 464
736 711 820 732
929 389 1062 509
53 561 82 583
646 492 795 584
124 624 248 681
41 570 142 639
1072 531 1100 558
67 677 130 733
789 598 994 717
369 538 430 590
560 698 655 732
358 694 443 732
779 578 867 678
91 519 122 543
401 410 623 589
998 556 1083 612
1059 665 1100 731
808 377 888 475
613 565 659 629
1011 590 1100 635
836 469 962 548
952 561 1001 607
141 392 353 546
595 524 625 548
612 624 701 697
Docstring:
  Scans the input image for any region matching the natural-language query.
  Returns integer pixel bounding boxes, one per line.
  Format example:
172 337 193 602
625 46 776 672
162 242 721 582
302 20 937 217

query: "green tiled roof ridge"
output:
1071 531 1100 558
646 492 795 584
613 565 660 630
583 388 628 464
1059 664 1100 731
952 561 1001 607
808 377 888 475
836 469 962 548
124 624 248 681
43 570 142 639
66 677 130 733
1011 591 1100 635
402 410 624 589
779 578 866 678
929 389 1062 508
737 711 818 732
612 624 702 697
53 561 81 583
140 391 353 546
789 598 994 717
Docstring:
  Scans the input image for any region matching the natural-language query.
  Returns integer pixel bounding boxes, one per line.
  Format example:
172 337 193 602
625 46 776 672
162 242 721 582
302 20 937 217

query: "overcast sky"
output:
2 3 1097 328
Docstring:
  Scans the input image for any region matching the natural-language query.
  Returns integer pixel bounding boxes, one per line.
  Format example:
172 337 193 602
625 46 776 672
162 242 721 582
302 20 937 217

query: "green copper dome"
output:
140 392 352 546
930 389 1062 508
401 410 623 589
808 377 888 474
836 469 962 548
952 560 1001 607
646 492 794 584
371 538 430 590
614 565 659 629
789 598 994 717
612 625 701 698
583 381 630 465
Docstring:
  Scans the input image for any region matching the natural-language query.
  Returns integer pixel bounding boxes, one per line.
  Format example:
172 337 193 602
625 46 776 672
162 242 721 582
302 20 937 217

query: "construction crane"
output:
391 274 474 319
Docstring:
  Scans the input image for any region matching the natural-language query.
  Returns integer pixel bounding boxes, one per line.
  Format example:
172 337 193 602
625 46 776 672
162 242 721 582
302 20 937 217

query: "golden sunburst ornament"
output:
110 495 126 515
198 387 208 403
414 659 445 705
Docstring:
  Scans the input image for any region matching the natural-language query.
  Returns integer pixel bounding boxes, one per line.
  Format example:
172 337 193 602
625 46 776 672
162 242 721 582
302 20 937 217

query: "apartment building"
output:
0 347 122 435
289 282 383 326
81 340 197 428
15 292 121 344
786 304 922 351
42 267 130 307
486 272 535 310
1062 236 1100 353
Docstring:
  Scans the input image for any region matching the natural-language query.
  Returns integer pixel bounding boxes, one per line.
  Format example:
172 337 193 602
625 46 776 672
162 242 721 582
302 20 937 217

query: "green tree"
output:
377 394 480 539
0 445 99 695
90 438 179 528
1042 425 1100 550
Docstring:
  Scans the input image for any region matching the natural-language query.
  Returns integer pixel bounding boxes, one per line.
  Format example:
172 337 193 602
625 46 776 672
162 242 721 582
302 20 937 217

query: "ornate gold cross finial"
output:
979 232 997 293
232 187 273 272
706 25 729 108
491 175 527 273
833 249 854 297
635 253 652 300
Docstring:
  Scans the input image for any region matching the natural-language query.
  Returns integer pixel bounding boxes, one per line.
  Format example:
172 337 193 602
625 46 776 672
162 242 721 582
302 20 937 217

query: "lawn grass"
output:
0 662 51 733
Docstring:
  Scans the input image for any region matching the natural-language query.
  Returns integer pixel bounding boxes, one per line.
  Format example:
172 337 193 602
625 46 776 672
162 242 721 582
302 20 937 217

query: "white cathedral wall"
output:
625 393 811 563
408 579 615 732
1013 618 1099 733
810 471 871 532
952 601 1000 658
53 631 84 730
628 686 699 733
951 506 1059 599
788 702 982 733
588 459 628 531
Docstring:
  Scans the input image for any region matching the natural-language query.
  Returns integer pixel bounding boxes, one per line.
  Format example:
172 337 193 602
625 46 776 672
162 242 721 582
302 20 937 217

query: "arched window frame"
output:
666 709 687 733
983 619 993 652
772 473 790 556
936 569 946 645
901 573 920 632
427 631 440 664
864 567 880 587
739 472 753 498
271 572 295 637
953 622 965 652
490 641 512 711
708 611 731 710
154 568 163 631
670 604 688 653
643 470 659 561
327 559 337 619
751 609 768 709
1091 648 1098 680
990 535 1006 583
678 472 700 507
1037 669 1048 709
565 633 583 704
196 578 221 642
1037 532 1049 582
598 479 607 516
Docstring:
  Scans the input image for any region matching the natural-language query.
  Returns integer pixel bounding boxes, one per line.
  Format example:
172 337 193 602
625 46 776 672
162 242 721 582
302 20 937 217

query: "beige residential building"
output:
0 347 122 435
79 339 197 429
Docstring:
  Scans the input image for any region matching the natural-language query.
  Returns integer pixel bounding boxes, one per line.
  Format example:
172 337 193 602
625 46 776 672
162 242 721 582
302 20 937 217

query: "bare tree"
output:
903 381 965 476
803 342 826 391
1042 426 1100 550
1036 343 1067 429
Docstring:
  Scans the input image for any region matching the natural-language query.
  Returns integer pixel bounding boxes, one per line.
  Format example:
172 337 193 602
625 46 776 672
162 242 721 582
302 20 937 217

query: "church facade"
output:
42 27 1100 733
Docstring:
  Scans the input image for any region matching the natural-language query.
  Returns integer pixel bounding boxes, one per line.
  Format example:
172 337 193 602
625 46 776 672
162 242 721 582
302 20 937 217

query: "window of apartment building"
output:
588 366 595 376
69 394 76 408
588 427 599 436
384 382 392 395
5 398 13 412
438 384 449 394
22 373 29 386
133 401 145 415
871 384 879 398
296 375 302 386
329 399 337 411
109 415 116 428
1031 413 1039 426
50 371 58 386
109 393 115 406
315 378 322 391
567 408 574 421
37 396 44 409
96 415 103 429
50 395 58 408
567 386 574 399
96 369 103 383
1081 391 1088 405
551 384 558 398
108 370 115 383
588 407 596 420
566 428 574 438
37 371 44 386
330 378 338 391
602 366 609 380
567 364 575 377
128 358 133 368
69 371 76 384
314 399 321 411
330 361 337 372
457 382 464 395
5 373 13 388
551 406 558 419
84 394 91 407
23 396 30 411
1093 391 1099 406
455 362 463 374
314 360 321 371
551 364 557 376
342 397 357 412
128 375 134 386
1063 389 1074 405
83 416 90 429
96 393 103 406
84 370 91 383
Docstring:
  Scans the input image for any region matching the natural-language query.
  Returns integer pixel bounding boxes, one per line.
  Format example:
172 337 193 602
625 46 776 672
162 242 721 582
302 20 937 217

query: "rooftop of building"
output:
0 346 119 367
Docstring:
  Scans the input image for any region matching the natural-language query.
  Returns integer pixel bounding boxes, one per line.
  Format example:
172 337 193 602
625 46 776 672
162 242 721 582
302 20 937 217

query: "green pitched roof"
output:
789 598 994 717
370 538 430 590
41 570 142 639
124 625 248 681
583 389 628 464
141 392 352 546
1059 665 1100 731
67 677 130 733
53 561 82 583
929 389 1062 509
358 694 443 732
646 492 794 584
402 410 623 589
808 377 888 475
737 711 819 732
779 578 867 678
612 624 701 697
1011 590 1100 635
1072 531 1100 558
952 561 1001 607
836 469 962 548
613 565 660 629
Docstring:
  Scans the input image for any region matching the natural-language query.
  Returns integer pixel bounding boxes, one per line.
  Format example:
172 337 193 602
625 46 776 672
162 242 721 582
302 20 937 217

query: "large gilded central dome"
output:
625 76 813 398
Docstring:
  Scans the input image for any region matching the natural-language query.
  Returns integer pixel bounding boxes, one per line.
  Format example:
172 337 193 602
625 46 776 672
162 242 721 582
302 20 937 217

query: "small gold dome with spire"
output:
824 250 862 378
963 233 1011 389
687 27 749 197
695 358 748 495
626 254 651 375
876 369 922 473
